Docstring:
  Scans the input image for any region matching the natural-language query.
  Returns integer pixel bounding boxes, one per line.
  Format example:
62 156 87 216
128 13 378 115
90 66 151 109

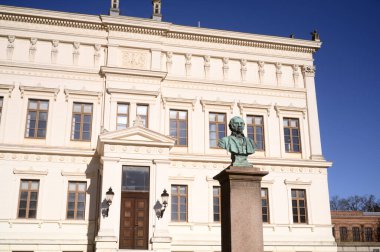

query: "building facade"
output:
332 211 380 252
0 3 336 252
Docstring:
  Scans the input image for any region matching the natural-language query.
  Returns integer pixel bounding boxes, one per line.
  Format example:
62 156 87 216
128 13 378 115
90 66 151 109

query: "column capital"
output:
302 65 316 77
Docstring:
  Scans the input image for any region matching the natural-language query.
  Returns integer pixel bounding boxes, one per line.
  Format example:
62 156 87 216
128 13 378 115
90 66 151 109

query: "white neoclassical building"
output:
0 2 336 252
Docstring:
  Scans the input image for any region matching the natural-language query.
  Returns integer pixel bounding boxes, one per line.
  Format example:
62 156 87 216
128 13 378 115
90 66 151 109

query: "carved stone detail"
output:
166 51 173 73
29 38 37 62
204 55 211 79
222 57 229 80
51 40 59 64
292 65 300 86
302 65 316 77
121 50 148 69
275 63 282 86
258 61 265 84
94 44 101 66
240 59 247 82
73 42 80 65
7 35 15 60
185 53 192 76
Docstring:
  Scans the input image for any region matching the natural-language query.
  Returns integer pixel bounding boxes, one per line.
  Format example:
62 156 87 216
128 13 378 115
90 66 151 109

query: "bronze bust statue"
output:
218 116 256 167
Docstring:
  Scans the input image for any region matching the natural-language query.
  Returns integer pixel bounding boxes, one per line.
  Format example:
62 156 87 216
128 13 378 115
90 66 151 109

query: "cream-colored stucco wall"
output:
0 5 336 252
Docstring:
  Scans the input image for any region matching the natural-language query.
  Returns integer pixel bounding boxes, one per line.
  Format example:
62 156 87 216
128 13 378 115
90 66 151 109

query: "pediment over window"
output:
97 126 175 155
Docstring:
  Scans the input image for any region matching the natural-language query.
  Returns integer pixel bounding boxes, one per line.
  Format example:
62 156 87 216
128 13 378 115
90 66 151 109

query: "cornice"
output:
107 88 159 98
64 89 102 103
100 66 167 80
0 5 321 54
274 103 307 118
0 83 15 97
161 96 197 110
0 143 95 156
238 102 271 116
200 99 234 113
19 85 59 100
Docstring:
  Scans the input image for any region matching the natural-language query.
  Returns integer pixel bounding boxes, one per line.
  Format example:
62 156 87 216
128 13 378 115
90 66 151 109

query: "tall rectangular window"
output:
117 103 129 130
136 104 149 127
340 227 348 241
247 115 265 151
283 118 301 153
67 181 86 220
171 185 187 222
261 188 270 223
377 227 380 241
364 227 373 242
213 186 221 222
209 112 226 148
25 99 49 138
0 97 3 123
352 227 361 241
71 103 93 141
169 110 188 146
18 180 39 219
291 189 307 224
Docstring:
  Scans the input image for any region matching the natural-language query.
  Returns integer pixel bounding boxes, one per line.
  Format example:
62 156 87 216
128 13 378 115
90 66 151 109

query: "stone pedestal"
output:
213 166 268 252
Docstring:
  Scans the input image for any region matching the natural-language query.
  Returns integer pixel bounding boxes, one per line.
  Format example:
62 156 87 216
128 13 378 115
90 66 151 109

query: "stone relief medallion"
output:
121 49 148 69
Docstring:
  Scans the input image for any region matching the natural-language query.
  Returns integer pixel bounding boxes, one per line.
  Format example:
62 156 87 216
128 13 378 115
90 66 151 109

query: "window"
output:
171 185 187 222
117 103 129 130
340 227 348 241
353 227 361 241
261 188 269 223
291 189 307 223
213 186 221 222
0 97 3 123
136 104 148 127
67 182 86 220
283 118 301 153
121 166 149 192
247 115 265 151
209 112 226 148
365 227 373 242
169 110 188 146
71 103 93 141
25 99 49 138
377 227 380 241
18 180 39 219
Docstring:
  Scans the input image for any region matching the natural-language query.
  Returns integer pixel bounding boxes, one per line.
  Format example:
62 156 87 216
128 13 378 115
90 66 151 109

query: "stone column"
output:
214 166 268 252
302 65 324 160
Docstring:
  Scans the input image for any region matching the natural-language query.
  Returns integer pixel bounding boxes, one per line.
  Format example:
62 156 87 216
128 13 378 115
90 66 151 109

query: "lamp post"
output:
102 187 114 218
154 189 169 219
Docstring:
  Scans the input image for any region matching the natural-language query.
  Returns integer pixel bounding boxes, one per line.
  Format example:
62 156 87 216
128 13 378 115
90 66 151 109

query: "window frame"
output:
136 104 149 128
247 115 265 151
66 181 87 220
70 102 93 141
283 117 302 153
364 227 373 242
116 102 129 130
291 189 308 224
171 184 188 222
209 112 227 148
339 226 348 242
24 99 49 139
213 186 221 222
261 188 270 223
0 96 3 124
169 109 188 147
17 179 40 219
352 226 361 242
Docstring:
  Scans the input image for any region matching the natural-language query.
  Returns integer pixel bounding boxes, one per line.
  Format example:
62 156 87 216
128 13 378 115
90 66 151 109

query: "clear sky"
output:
1 0 379 198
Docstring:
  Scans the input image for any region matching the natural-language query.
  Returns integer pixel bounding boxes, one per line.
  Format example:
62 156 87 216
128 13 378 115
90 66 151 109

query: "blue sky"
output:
1 0 379 198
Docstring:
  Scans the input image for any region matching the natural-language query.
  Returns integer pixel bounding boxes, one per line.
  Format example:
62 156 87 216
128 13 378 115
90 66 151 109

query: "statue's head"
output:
229 116 245 134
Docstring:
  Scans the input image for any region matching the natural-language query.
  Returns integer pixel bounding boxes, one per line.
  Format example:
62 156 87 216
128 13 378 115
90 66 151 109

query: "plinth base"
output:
214 166 268 252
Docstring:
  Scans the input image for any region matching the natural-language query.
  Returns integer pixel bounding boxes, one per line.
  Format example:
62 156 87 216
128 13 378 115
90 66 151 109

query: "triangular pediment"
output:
97 126 175 153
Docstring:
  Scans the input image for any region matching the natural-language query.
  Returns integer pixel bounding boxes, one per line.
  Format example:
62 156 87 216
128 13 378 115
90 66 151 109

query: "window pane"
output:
217 114 225 122
28 210 36 218
73 103 82 112
122 166 150 192
209 113 216 122
83 104 93 113
179 111 187 120
118 104 128 114
31 181 39 190
21 181 29 190
39 101 49 110
29 100 38 109
170 110 177 119
137 105 148 115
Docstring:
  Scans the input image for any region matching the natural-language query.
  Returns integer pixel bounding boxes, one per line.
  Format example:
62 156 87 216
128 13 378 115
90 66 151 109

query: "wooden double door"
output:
119 192 149 249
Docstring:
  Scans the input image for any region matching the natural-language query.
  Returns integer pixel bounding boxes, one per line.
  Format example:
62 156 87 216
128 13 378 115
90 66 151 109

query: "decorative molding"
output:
6 35 15 60
185 53 192 77
200 99 234 113
204 55 211 79
284 178 312 186
121 49 148 69
240 59 247 82
258 61 265 84
161 96 197 110
13 168 48 176
302 65 316 77
222 57 229 80
274 103 307 119
29 38 37 62
94 44 101 67
100 66 167 81
64 88 102 103
292 64 300 86
275 62 282 86
166 51 173 73
19 85 60 100
61 171 86 177
107 88 159 98
169 176 195 182
0 84 15 97
73 42 80 65
237 102 271 116
51 40 59 64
